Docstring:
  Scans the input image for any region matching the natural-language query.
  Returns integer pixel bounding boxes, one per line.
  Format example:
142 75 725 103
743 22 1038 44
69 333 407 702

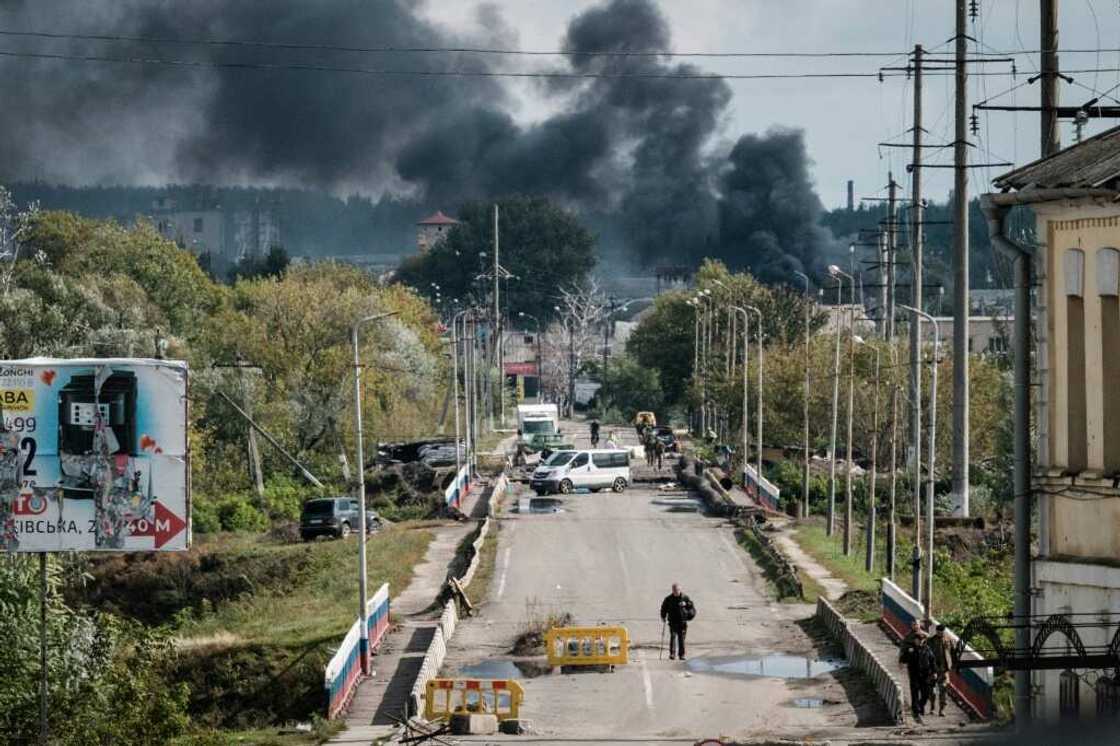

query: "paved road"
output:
441 421 889 742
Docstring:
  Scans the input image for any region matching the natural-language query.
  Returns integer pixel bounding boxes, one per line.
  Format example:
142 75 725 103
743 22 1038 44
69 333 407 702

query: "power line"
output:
0 29 915 58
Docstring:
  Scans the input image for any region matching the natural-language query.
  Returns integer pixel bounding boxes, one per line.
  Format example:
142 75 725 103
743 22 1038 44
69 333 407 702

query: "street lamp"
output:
854 335 880 574
793 270 811 519
730 306 750 485
452 309 475 477
899 304 938 620
826 266 847 538
743 305 763 481
831 264 855 554
351 309 399 675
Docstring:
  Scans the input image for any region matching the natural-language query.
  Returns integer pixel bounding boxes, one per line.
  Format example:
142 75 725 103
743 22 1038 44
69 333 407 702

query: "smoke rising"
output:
0 0 837 277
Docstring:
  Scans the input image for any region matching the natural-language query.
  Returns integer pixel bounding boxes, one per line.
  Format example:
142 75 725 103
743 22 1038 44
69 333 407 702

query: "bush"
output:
218 499 270 532
261 475 325 522
192 499 222 534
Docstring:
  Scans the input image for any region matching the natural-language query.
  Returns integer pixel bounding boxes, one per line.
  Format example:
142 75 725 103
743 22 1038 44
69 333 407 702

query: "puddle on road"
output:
685 654 846 680
651 498 703 512
514 498 565 514
458 659 551 679
791 697 825 708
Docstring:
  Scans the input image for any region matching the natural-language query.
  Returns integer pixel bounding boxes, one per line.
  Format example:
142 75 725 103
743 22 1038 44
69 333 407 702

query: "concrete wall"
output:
816 596 905 724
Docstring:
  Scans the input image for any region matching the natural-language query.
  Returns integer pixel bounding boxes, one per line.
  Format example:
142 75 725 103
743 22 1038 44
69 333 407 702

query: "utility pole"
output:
952 0 971 519
1041 0 1060 158
887 175 898 342
604 296 615 373
236 353 265 504
493 204 502 429
909 43 925 604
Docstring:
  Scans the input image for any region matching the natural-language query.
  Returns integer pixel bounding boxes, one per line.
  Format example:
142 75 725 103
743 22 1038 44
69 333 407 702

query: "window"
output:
1098 248 1120 473
571 453 589 468
1065 249 1088 473
986 336 1009 354
545 451 575 466
524 335 535 345
593 452 629 468
1060 668 1081 720
193 217 204 233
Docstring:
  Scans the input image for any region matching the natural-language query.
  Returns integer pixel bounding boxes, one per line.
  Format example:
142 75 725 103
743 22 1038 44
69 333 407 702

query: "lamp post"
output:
826 271 844 537
452 309 470 476
743 305 763 480
855 336 881 573
831 265 855 555
793 270 811 519
351 309 398 675
900 304 938 619
731 306 750 481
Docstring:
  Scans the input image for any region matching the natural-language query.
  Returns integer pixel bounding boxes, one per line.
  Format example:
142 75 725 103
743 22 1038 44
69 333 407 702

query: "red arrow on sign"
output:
128 502 187 549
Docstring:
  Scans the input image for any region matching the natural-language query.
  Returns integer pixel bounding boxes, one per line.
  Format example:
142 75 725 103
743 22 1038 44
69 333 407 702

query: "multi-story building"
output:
989 125 1120 721
151 198 280 266
416 211 458 252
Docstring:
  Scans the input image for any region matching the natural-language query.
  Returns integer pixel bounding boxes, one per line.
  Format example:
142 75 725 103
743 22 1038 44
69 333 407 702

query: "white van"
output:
530 449 631 495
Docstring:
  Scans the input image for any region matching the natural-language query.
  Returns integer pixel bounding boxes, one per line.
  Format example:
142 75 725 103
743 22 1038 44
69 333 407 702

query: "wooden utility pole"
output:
886 173 899 580
952 0 971 518
1041 0 1060 157
493 204 501 430
887 174 898 341
237 352 265 503
909 43 925 604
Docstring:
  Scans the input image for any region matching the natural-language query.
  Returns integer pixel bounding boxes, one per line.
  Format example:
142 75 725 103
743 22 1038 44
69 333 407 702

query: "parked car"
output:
530 449 631 495
655 426 678 452
300 498 379 541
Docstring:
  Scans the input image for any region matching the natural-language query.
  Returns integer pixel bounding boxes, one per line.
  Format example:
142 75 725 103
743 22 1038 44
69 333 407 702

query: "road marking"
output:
616 544 632 588
640 660 654 710
497 547 512 598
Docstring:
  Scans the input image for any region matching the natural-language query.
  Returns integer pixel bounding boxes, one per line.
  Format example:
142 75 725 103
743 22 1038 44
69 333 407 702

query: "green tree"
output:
396 196 596 320
597 355 665 421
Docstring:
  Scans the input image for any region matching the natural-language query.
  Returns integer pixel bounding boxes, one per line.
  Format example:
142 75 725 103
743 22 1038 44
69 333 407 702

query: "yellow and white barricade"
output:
424 678 524 722
545 626 629 668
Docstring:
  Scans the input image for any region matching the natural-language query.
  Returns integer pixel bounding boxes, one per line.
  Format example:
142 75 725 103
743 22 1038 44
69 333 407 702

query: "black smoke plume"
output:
0 0 837 278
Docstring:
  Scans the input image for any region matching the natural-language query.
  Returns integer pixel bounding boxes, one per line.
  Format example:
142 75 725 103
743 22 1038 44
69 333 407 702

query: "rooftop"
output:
417 210 459 226
993 124 1120 191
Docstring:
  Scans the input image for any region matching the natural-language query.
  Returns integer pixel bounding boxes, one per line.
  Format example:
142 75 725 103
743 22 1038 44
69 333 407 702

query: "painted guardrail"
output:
816 596 905 724
444 464 472 508
743 463 781 512
880 578 994 719
324 582 391 719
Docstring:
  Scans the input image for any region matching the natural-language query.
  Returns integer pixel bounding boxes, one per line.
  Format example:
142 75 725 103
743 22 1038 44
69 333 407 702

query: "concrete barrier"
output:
409 470 510 718
816 596 906 725
880 578 994 719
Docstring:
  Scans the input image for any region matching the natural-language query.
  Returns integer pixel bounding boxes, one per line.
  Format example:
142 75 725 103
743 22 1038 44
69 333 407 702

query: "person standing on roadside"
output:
900 619 930 722
590 420 600 447
654 437 665 471
659 583 696 661
928 624 953 716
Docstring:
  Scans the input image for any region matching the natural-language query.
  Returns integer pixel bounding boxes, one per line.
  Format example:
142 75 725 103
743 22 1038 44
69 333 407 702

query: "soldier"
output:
929 624 954 716
900 619 930 722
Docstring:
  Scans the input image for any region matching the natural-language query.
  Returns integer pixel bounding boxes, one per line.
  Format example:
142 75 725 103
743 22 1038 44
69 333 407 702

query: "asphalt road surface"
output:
441 421 889 743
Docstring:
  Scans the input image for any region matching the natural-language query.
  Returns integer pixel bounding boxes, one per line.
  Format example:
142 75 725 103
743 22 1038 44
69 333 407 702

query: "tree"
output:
597 356 664 420
227 245 290 283
540 280 605 415
396 196 596 320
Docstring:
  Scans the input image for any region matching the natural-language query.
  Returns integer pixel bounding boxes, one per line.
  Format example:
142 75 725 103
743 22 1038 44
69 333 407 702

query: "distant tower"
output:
847 180 855 211
416 210 459 252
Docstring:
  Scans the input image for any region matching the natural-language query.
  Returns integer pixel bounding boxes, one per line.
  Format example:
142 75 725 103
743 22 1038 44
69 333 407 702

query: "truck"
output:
516 404 569 453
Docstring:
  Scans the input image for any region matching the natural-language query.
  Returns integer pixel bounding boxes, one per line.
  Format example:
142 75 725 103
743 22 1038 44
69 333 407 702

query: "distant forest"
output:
8 183 1026 294
8 183 425 258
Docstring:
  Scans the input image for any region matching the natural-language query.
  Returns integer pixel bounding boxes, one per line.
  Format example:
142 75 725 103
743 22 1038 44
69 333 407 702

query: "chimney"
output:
847 180 855 211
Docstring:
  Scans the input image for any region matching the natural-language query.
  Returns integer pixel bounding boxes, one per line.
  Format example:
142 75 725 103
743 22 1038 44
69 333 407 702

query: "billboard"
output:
0 358 189 552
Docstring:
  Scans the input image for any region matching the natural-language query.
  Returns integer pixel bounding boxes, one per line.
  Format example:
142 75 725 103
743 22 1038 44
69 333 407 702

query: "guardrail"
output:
743 463 781 512
424 679 524 722
880 579 994 720
444 464 472 508
817 596 905 724
545 626 629 668
324 582 391 718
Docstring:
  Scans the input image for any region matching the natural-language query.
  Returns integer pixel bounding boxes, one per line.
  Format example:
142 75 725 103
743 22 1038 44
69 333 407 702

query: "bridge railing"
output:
324 582 391 718
743 463 781 512
880 578 994 719
444 464 471 508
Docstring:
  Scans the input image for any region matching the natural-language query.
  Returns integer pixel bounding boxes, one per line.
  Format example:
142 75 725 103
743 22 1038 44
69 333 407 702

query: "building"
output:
918 315 1013 357
151 198 280 266
988 125 1120 721
503 327 541 401
416 211 459 252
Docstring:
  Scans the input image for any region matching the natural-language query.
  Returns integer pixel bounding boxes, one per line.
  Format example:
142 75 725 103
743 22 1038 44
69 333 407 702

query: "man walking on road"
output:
900 619 931 722
929 624 953 716
660 583 696 661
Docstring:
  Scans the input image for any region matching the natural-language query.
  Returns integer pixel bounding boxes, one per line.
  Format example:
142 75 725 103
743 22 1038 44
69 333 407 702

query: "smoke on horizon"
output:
0 0 838 276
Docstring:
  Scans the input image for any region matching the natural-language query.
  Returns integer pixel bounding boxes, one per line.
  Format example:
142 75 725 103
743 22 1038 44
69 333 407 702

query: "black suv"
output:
300 497 365 541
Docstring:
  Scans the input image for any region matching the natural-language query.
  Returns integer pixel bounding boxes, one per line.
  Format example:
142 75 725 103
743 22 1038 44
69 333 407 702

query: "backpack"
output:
682 597 697 621
916 642 937 676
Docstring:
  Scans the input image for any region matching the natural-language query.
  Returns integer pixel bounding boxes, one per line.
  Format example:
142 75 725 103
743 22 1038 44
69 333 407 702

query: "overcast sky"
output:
428 0 1120 208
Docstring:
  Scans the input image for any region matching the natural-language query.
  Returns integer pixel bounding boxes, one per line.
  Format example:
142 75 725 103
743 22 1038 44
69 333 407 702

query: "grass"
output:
179 526 434 648
171 721 343 745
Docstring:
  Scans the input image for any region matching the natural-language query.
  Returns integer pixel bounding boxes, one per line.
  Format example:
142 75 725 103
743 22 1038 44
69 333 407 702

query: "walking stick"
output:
659 620 665 659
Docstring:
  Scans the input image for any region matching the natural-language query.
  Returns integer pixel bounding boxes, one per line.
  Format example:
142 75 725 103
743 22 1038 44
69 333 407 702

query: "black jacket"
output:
660 593 694 627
